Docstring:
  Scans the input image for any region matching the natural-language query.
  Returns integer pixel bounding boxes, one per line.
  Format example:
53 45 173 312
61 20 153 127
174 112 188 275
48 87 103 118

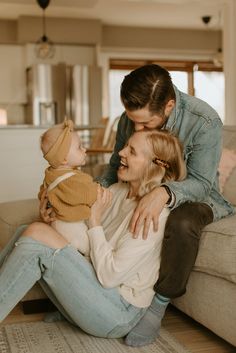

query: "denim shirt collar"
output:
165 85 181 131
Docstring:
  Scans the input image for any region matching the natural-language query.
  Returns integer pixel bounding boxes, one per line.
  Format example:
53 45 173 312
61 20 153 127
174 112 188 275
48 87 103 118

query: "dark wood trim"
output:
110 59 223 72
188 70 194 96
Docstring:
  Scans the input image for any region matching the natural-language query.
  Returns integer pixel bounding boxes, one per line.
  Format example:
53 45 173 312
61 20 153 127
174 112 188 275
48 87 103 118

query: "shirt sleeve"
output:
166 118 223 209
38 183 45 201
87 209 169 288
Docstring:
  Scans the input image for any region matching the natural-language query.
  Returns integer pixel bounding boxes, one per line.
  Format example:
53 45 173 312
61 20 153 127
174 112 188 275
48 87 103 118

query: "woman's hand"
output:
129 187 169 239
39 189 56 224
89 185 113 228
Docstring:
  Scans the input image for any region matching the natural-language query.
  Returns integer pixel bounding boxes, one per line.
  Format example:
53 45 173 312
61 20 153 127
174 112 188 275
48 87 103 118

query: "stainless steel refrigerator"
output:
25 63 102 126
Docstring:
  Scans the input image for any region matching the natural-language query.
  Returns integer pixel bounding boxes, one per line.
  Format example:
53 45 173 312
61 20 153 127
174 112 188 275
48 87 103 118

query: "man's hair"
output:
40 123 65 156
136 129 186 198
120 64 176 117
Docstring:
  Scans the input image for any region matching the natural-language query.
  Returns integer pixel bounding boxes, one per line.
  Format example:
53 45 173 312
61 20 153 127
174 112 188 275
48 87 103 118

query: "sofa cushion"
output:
218 148 236 192
172 272 236 347
222 125 236 150
221 126 236 206
223 167 236 206
0 199 47 302
194 214 236 284
0 199 39 247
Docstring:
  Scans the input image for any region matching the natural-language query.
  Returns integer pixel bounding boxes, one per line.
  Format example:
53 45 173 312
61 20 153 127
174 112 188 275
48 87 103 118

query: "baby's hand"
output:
39 189 56 224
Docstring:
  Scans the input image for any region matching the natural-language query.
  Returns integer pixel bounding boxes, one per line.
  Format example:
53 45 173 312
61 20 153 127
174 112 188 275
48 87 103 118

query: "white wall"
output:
24 44 96 68
223 0 236 125
0 128 47 202
0 45 26 104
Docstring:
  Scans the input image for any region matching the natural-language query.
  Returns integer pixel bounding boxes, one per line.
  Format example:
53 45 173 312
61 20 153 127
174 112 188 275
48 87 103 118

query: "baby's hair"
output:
40 123 65 156
136 129 187 198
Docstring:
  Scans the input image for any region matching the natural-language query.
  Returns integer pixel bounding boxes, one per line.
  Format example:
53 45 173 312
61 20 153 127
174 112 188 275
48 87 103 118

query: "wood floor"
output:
163 306 235 353
1 303 235 353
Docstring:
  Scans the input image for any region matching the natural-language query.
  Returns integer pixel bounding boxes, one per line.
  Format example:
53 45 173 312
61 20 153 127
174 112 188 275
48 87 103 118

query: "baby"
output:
38 119 98 254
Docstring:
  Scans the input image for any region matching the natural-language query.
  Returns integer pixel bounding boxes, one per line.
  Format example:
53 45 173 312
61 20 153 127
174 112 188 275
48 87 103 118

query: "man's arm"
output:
131 118 222 238
130 185 170 238
165 118 222 209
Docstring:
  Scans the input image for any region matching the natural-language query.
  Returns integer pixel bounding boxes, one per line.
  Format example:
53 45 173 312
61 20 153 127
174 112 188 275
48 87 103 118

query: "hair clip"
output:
152 157 169 169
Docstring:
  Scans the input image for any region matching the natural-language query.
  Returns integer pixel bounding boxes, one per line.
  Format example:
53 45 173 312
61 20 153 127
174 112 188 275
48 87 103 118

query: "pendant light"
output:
35 0 55 59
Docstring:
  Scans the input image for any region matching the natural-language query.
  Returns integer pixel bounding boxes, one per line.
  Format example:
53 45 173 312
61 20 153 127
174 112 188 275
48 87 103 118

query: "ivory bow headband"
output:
44 119 74 168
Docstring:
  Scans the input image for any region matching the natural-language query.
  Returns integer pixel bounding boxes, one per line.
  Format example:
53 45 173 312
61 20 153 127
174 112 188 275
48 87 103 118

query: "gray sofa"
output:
0 126 235 346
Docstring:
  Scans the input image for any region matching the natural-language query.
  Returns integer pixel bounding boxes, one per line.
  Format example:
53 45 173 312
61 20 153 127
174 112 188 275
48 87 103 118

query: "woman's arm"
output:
166 119 222 208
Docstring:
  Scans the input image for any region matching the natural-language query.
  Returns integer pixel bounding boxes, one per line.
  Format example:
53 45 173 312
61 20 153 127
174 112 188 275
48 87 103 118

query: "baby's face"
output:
66 132 86 167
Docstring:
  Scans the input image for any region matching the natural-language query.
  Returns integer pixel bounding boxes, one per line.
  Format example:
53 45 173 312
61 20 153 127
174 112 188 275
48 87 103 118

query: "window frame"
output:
109 59 223 96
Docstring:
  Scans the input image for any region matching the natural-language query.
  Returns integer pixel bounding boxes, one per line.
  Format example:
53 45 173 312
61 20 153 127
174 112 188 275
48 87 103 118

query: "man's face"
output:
125 101 175 131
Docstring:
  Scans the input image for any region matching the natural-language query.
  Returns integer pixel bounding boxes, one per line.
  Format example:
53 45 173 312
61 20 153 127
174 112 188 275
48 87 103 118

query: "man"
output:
98 64 235 346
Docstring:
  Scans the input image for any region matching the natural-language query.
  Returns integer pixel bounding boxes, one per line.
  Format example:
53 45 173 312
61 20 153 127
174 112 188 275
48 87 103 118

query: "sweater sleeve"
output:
165 118 222 208
87 209 169 288
38 183 45 201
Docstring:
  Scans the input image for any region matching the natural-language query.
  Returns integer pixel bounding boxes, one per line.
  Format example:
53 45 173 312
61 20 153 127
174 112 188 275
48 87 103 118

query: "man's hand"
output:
130 187 170 239
39 189 56 224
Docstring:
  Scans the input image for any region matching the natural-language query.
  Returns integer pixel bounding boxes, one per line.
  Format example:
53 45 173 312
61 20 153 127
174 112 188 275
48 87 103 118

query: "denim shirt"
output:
98 86 235 221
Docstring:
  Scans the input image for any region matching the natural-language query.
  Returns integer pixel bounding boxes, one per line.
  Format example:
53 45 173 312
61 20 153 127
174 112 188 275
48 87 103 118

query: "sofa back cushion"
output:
221 126 236 206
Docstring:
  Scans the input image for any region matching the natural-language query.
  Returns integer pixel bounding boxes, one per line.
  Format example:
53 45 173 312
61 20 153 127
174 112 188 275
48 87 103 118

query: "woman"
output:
0 129 186 339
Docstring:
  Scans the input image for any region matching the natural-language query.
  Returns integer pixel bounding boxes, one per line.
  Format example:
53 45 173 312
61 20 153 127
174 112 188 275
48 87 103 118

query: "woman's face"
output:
118 132 151 189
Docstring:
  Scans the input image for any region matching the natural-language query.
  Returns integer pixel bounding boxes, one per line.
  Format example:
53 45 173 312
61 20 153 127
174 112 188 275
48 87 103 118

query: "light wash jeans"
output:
0 226 146 338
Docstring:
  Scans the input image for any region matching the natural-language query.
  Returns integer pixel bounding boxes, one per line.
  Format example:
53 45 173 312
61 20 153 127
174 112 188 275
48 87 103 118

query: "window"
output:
169 71 188 94
109 60 224 122
109 69 129 124
194 71 224 120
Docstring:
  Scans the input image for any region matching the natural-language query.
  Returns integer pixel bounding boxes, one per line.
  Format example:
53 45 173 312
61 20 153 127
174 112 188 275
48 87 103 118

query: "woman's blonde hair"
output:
137 129 187 197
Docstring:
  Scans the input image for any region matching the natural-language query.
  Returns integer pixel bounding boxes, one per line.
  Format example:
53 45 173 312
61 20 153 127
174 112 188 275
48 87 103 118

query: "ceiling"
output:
0 0 224 30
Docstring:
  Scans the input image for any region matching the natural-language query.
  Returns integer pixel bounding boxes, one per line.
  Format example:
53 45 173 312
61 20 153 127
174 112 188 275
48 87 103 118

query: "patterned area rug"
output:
0 321 191 353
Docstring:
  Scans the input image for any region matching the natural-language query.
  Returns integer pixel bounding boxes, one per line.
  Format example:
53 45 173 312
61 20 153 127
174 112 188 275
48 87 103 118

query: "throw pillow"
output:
218 148 236 193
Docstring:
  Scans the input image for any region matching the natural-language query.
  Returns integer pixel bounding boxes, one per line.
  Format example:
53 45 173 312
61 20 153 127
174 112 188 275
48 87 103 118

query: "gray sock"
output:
125 294 170 347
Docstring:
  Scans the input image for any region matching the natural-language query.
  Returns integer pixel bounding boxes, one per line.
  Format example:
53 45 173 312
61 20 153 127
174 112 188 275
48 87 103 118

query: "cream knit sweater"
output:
87 182 170 308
